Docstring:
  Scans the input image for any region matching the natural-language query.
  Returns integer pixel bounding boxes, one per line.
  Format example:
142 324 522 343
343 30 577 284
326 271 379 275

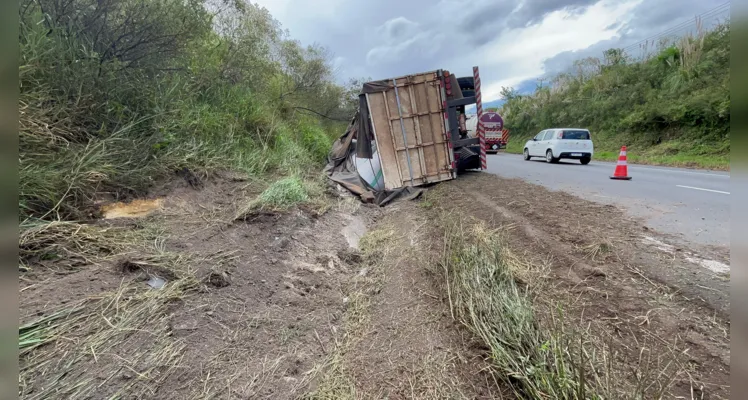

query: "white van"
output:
523 128 593 164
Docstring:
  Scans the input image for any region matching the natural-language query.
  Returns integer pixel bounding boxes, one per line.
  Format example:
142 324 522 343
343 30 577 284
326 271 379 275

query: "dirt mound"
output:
20 171 729 399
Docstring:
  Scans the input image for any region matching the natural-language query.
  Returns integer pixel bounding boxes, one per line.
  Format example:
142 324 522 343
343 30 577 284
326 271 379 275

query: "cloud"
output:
365 17 446 67
380 17 419 41
541 0 727 76
252 0 727 101
508 0 600 28
366 32 443 67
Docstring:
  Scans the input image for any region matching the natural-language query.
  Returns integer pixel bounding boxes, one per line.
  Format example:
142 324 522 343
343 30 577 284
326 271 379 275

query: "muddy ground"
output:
19 170 729 399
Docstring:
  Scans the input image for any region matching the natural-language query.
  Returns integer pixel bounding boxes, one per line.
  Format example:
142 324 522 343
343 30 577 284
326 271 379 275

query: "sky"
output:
252 0 728 103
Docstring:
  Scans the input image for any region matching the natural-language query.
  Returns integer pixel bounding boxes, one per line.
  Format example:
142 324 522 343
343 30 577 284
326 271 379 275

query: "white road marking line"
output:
676 185 730 195
503 153 729 177
634 166 729 178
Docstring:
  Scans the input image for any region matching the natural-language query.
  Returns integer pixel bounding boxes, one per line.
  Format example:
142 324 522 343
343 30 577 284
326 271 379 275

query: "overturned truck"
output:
325 68 485 205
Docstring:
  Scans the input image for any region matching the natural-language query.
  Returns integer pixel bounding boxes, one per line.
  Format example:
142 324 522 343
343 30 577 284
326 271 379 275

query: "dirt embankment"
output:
19 170 729 399
425 173 730 399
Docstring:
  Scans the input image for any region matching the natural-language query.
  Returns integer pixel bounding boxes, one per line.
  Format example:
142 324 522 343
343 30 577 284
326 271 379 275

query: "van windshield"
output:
562 130 590 140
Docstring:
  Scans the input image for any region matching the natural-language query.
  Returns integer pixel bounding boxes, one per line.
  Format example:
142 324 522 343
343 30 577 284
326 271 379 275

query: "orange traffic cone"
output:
610 146 632 180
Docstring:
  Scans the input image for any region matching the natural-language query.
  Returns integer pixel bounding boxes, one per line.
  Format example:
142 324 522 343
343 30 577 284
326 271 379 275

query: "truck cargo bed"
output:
365 71 455 190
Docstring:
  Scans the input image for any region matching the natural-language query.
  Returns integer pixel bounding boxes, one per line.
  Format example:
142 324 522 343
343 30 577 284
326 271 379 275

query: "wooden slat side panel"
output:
397 149 423 183
429 113 448 172
424 76 449 177
367 71 453 189
430 76 451 178
380 91 408 190
368 93 402 190
397 117 423 181
419 80 444 178
409 83 429 179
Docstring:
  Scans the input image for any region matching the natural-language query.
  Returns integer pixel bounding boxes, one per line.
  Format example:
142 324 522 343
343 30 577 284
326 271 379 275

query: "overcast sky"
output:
253 0 727 102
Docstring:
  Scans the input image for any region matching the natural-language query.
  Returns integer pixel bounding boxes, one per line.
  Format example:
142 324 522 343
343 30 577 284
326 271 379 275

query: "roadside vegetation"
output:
437 212 688 399
19 0 357 225
19 0 355 395
502 22 729 169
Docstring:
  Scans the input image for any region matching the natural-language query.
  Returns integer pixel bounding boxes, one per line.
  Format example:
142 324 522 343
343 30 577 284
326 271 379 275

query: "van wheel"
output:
546 150 558 163
580 157 591 165
523 148 530 160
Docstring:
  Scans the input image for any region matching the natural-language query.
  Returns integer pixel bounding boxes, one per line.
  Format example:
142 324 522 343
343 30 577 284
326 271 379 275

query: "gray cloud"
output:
541 0 726 77
380 17 420 41
456 0 520 46
256 0 726 97
508 0 599 28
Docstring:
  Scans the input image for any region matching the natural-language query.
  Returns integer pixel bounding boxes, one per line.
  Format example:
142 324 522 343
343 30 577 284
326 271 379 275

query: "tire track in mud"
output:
431 173 730 399
308 203 503 399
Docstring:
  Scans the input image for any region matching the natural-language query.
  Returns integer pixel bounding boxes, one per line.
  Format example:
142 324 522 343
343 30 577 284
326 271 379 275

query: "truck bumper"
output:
485 141 506 152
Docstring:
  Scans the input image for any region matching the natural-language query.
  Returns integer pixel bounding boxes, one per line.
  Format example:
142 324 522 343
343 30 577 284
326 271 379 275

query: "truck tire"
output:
457 77 475 90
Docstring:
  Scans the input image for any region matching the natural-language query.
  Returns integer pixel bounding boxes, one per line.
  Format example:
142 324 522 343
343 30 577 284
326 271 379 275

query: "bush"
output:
18 0 354 222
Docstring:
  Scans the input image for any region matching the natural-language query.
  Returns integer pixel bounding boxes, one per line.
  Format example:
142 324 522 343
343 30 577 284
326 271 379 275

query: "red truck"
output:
465 113 507 153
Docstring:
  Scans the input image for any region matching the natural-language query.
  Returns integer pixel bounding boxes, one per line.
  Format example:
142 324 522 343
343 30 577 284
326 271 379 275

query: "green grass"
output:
441 221 587 399
505 138 729 170
253 177 310 209
235 175 330 219
18 3 346 223
499 24 729 172
19 307 81 353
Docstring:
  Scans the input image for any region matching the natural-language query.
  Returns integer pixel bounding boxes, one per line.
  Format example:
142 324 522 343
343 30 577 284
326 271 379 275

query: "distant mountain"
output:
466 99 506 115
483 99 506 110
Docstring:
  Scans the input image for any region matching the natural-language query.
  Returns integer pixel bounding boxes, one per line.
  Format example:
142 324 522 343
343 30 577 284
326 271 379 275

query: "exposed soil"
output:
19 172 500 399
19 170 730 399
314 203 503 399
426 173 730 399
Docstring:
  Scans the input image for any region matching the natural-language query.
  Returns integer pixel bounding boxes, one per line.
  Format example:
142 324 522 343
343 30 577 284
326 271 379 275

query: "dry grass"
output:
436 212 687 399
19 274 198 399
579 239 615 263
304 228 393 399
19 220 148 271
18 216 209 399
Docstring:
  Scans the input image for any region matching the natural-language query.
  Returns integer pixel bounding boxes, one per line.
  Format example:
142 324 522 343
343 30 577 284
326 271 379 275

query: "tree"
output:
500 86 520 101
34 0 211 71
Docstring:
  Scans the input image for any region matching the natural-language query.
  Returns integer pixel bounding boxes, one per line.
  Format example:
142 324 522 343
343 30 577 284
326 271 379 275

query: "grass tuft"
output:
235 175 332 219
254 176 308 207
438 215 684 399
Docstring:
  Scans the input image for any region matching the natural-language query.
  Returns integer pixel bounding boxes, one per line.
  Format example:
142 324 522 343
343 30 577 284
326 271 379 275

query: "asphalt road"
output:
485 153 730 248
